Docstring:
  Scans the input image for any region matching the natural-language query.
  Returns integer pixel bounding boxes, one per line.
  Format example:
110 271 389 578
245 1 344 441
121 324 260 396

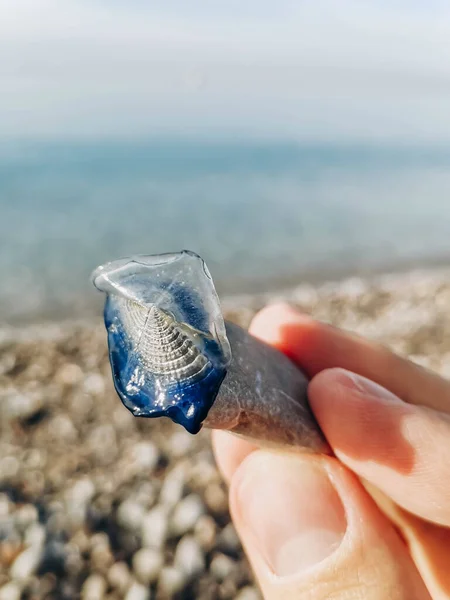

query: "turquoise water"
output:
1 139 450 322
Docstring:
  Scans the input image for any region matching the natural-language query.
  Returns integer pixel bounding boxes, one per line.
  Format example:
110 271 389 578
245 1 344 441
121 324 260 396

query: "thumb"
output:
229 451 429 600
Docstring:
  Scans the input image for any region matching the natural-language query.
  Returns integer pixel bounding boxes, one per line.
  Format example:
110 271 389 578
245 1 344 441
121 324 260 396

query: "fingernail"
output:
338 371 401 403
235 453 346 577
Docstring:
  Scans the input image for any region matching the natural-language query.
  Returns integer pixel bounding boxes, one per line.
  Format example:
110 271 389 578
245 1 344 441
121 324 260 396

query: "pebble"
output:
2 391 42 421
90 540 114 572
24 523 46 552
128 441 159 473
170 494 205 536
83 373 105 396
204 483 228 515
141 506 169 550
0 540 22 567
70 529 91 554
210 553 236 582
174 535 205 578
81 574 107 600
0 456 19 479
166 430 195 458
66 478 96 521
188 457 218 488
87 424 118 463
0 583 21 600
107 562 131 594
14 504 38 532
125 582 150 600
0 352 15 376
217 523 241 555
194 515 217 551
64 543 83 576
0 494 10 517
49 415 78 442
55 363 84 386
157 566 186 597
117 500 146 533
10 545 42 580
159 464 187 508
236 586 262 600
132 548 163 585
133 482 157 509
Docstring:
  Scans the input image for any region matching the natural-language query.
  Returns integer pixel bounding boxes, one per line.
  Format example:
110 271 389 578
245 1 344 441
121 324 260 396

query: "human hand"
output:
213 304 450 599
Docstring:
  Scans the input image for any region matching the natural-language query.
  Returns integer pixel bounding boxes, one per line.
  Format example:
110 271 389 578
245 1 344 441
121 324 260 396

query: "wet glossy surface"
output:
93 251 231 433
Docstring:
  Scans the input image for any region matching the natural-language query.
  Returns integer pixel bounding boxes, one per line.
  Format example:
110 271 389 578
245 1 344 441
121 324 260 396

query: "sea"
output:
1 139 450 324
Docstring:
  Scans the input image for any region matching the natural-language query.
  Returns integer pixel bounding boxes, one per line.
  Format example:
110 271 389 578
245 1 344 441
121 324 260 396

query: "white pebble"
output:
141 506 169 549
2 391 42 420
66 478 96 526
210 553 235 582
81 574 107 600
117 500 145 532
0 583 21 600
68 478 96 505
49 415 77 442
10 546 42 580
133 482 157 509
204 483 228 515
194 515 217 551
0 456 19 479
159 464 187 508
55 363 84 386
107 561 131 594
174 536 205 578
125 582 150 600
88 424 118 462
171 494 205 536
0 494 10 517
189 458 218 487
129 441 159 473
24 523 46 549
157 566 186 596
83 373 105 396
14 504 38 531
236 586 261 600
132 547 163 585
167 430 194 458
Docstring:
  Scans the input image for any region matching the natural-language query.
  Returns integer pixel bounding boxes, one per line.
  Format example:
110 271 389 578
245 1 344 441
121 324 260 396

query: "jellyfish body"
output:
93 251 231 434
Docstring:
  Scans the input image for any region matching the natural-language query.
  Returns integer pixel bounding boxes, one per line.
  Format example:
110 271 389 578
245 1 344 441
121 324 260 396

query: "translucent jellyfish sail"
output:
92 251 231 433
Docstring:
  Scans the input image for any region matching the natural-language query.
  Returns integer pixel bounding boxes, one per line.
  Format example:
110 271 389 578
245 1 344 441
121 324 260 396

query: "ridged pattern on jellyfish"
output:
117 298 210 383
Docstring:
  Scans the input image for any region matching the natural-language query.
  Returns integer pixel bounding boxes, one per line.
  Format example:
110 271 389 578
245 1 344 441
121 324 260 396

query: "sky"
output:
1 0 450 141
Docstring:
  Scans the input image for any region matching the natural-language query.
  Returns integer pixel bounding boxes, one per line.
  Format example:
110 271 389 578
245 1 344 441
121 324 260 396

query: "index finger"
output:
250 303 450 414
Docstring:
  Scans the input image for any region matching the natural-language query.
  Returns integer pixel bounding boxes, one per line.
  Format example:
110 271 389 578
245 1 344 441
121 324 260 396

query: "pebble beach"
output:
2 267 450 600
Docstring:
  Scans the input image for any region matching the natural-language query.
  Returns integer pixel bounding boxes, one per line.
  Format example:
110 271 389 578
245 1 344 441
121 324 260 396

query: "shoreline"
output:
3 259 450 334
216 251 450 294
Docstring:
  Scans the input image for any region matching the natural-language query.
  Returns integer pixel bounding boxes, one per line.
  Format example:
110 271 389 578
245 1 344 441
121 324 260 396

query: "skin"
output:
213 303 450 600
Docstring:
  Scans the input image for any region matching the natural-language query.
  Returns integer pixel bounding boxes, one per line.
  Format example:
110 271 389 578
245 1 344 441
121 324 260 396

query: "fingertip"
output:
249 303 319 364
249 302 309 338
308 368 412 473
309 369 450 526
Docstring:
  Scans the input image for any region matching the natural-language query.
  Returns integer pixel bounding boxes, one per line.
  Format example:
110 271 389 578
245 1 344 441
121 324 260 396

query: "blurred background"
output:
1 0 450 322
2 2 450 600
